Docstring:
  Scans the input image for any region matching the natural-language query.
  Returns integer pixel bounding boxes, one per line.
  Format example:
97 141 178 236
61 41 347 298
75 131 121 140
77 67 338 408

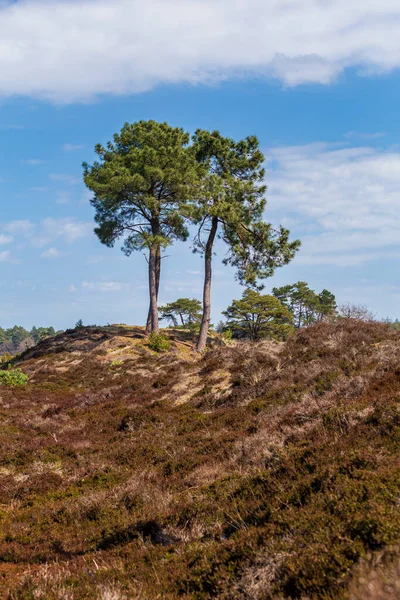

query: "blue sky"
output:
1 0 400 329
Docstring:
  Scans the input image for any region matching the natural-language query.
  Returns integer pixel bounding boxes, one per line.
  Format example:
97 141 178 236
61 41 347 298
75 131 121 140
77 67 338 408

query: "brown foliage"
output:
0 321 399 598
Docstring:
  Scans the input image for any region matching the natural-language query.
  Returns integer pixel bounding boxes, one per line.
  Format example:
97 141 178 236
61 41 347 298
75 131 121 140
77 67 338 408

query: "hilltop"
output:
0 321 399 599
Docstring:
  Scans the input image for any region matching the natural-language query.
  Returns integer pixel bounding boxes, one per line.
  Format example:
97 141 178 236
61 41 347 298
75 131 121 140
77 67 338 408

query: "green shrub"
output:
148 332 171 352
109 359 123 369
0 368 29 387
221 329 233 341
0 352 13 365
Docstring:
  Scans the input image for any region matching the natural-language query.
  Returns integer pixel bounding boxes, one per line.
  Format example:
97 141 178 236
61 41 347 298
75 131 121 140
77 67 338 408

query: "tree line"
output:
83 120 300 352
159 284 398 343
221 282 337 341
157 281 337 341
0 326 62 355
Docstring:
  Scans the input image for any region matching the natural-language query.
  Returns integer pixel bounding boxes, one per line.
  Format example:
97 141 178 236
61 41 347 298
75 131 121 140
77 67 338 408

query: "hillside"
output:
0 321 399 599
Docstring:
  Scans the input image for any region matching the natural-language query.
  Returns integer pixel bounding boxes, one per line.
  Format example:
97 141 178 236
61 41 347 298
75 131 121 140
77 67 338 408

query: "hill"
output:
0 321 399 599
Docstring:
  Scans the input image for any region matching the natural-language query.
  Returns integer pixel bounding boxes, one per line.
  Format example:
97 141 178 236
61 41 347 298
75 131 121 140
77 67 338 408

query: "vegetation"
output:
223 288 294 340
272 281 337 327
148 331 171 352
83 120 200 335
84 121 300 349
338 302 375 321
159 297 202 328
0 320 398 598
0 352 13 365
0 367 28 387
385 318 400 330
1 118 393 598
0 325 62 354
192 129 300 352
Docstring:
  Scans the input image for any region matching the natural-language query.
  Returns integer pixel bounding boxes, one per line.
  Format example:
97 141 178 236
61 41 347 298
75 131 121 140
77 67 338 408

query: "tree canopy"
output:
83 120 200 333
0 326 61 355
84 121 300 348
223 289 294 341
159 298 202 327
272 282 336 328
192 129 300 351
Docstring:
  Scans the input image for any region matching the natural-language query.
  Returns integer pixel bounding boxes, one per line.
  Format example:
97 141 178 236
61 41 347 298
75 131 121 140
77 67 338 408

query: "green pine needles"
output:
223 289 294 341
83 120 300 350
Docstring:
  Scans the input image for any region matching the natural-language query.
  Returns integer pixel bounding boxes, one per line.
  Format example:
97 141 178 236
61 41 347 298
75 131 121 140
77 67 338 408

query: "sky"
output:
1 0 400 329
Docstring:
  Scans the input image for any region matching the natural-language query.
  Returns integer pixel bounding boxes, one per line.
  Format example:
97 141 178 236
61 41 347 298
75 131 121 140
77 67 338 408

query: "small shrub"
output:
0 352 13 365
0 367 28 387
314 370 340 395
148 332 171 352
110 359 123 369
221 329 233 342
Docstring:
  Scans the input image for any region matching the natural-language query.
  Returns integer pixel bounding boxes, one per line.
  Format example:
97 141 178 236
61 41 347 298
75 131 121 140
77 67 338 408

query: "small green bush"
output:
0 352 13 365
109 359 123 369
148 332 171 352
0 368 29 387
221 329 233 341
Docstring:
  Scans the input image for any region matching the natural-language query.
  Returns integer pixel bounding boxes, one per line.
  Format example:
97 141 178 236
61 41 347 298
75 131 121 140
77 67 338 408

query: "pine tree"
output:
272 282 336 327
192 129 300 351
223 289 294 341
83 120 199 333
159 298 202 327
317 289 337 321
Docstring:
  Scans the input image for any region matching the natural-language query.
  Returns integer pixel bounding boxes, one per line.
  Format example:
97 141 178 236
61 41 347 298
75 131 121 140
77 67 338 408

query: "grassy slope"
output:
0 321 399 599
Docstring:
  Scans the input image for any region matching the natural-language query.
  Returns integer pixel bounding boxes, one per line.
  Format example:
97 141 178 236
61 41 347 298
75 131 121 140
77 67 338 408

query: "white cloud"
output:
68 284 78 292
0 250 12 262
0 234 13 245
24 158 45 165
0 250 20 264
82 281 126 292
41 247 61 258
62 143 84 152
344 131 385 141
49 173 80 185
1 217 91 247
0 0 400 101
266 142 400 266
38 218 92 245
3 220 35 235
30 186 49 192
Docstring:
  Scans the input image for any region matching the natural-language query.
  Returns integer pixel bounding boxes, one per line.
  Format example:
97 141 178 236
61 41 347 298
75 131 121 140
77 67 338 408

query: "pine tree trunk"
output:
197 217 219 352
146 246 161 333
148 244 159 333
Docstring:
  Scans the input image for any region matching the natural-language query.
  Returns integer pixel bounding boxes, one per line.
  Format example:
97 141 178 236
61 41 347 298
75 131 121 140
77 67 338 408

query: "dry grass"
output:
348 547 400 600
0 320 399 598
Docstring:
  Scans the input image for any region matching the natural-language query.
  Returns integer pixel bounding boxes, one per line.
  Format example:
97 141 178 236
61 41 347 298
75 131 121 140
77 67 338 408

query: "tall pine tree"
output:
83 121 199 333
192 129 300 351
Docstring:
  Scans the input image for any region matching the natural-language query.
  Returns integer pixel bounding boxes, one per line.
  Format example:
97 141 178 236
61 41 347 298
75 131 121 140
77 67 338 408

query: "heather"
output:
0 319 398 598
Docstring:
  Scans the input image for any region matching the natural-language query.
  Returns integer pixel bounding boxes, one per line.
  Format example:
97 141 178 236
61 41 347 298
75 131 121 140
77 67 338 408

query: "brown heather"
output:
0 321 398 599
